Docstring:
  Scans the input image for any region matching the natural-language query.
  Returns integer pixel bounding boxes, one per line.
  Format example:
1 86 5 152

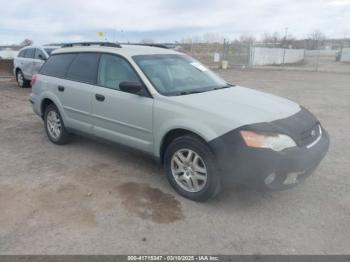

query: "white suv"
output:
14 45 60 87
30 42 329 201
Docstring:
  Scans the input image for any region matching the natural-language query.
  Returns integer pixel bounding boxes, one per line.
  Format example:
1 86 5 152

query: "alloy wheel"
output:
17 72 24 87
46 110 62 140
171 149 208 193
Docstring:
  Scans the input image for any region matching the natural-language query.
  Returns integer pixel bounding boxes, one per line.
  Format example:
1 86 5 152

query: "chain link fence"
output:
178 42 350 73
180 42 250 68
1 43 349 76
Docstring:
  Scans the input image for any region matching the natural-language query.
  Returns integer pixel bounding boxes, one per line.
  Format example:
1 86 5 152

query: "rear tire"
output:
44 104 70 145
16 70 30 88
164 135 221 202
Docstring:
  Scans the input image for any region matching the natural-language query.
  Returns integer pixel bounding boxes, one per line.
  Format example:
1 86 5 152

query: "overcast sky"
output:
1 0 349 44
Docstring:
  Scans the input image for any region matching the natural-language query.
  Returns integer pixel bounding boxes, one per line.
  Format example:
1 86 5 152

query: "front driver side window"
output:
98 54 140 90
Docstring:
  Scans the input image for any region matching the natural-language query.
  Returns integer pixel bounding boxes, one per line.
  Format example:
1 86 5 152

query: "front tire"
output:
164 135 221 202
16 70 30 88
44 104 70 145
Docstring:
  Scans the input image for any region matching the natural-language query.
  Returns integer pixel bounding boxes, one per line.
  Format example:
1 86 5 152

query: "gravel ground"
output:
0 69 349 255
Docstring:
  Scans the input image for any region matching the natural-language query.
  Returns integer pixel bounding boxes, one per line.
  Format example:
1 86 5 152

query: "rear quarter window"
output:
66 53 100 84
18 50 27 58
40 54 76 78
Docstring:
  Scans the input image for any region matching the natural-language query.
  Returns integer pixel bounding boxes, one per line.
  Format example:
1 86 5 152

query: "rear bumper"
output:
30 93 41 117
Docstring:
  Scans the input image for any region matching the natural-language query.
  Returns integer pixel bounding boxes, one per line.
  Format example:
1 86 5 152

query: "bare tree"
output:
20 39 33 46
262 32 281 46
202 33 225 44
181 33 225 44
192 36 202 44
261 32 296 48
181 37 193 44
308 30 327 42
140 38 154 44
239 34 256 45
307 30 327 49
281 34 296 48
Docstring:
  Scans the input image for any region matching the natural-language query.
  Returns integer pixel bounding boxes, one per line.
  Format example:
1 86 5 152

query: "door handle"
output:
95 94 105 102
58 85 65 92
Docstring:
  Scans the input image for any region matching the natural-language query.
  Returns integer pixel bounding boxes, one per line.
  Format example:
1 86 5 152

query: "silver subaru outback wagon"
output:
30 42 329 201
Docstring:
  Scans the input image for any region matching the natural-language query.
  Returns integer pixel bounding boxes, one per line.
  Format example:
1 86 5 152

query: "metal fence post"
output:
315 50 320 72
248 43 254 67
315 40 320 72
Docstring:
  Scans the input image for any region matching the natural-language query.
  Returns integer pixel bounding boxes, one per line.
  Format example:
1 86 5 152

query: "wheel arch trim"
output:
155 121 217 160
39 92 67 123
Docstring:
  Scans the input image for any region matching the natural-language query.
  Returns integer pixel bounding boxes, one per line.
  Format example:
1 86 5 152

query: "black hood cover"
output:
242 107 320 147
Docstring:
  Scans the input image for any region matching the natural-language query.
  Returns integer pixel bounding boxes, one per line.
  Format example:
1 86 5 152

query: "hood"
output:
165 86 301 127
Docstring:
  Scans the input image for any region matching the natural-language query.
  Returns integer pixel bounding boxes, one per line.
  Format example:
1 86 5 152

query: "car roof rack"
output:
43 43 63 47
124 43 170 49
61 42 122 48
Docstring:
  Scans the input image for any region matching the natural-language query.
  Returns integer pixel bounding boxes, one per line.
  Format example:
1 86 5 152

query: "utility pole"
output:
315 35 321 72
342 32 347 49
339 32 347 63
223 38 226 60
282 27 289 65
284 27 289 46
120 30 124 43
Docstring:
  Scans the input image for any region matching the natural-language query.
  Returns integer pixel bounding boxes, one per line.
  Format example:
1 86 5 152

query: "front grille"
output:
300 124 321 147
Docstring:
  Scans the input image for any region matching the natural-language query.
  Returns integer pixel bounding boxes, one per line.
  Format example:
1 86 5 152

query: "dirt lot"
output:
0 69 349 255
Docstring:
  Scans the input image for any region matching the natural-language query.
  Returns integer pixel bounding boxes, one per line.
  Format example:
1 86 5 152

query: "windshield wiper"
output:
178 90 205 96
213 84 234 90
176 84 234 96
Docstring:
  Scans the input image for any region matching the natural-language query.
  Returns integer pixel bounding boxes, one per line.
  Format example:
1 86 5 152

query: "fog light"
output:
264 173 276 185
283 171 305 185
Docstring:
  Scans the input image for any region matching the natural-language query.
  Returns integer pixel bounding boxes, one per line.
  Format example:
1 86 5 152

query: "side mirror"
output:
38 54 46 61
119 81 143 95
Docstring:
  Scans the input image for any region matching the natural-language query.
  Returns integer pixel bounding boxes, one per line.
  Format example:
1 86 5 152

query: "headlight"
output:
240 130 297 152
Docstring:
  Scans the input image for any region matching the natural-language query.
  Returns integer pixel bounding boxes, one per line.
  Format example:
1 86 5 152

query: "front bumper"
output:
228 129 328 189
209 109 330 190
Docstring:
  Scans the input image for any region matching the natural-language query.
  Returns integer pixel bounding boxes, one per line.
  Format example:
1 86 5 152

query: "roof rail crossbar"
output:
43 43 63 47
62 42 122 48
124 43 170 49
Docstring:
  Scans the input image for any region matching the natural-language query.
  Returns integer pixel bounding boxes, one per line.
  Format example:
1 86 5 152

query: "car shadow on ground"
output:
69 134 279 209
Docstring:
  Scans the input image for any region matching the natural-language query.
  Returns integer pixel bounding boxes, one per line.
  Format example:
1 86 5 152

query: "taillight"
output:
31 74 37 87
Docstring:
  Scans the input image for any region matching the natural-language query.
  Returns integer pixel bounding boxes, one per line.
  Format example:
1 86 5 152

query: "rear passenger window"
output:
40 54 76 78
24 48 35 58
66 53 100 84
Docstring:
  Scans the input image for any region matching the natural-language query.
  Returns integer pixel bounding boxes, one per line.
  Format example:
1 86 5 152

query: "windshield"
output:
133 54 229 96
44 48 56 56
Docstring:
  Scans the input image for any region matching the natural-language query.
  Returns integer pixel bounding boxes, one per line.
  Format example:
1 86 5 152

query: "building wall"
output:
340 48 350 62
250 47 305 66
0 49 18 59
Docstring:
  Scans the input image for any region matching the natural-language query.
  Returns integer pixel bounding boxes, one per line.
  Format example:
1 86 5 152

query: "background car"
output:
13 45 60 87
